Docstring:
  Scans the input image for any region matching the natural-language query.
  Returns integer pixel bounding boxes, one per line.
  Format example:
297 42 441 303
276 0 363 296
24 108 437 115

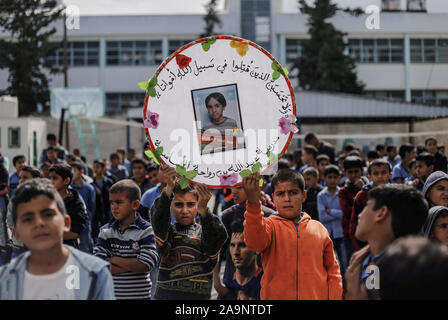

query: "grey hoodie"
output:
421 206 448 238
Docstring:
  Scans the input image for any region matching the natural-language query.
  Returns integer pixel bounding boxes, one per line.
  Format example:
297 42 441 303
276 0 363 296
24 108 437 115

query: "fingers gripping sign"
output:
242 173 261 205
161 164 178 196
196 183 212 216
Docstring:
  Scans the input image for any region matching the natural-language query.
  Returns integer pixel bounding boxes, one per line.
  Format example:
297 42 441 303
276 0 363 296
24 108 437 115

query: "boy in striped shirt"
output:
94 180 158 300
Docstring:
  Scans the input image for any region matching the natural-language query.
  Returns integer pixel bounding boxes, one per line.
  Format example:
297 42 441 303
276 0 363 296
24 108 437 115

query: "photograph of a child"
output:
192 84 245 155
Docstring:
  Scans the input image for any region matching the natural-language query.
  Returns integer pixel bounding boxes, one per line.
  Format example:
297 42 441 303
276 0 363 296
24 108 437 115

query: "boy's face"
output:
171 192 198 226
425 139 438 154
148 169 159 186
387 148 397 159
109 192 139 222
301 151 312 164
324 173 340 189
13 195 70 252
369 165 391 187
427 180 448 207
14 157 26 172
355 198 389 242
47 150 57 162
415 161 434 180
231 186 247 206
431 215 448 246
93 163 104 177
303 174 318 190
111 157 120 167
132 163 146 180
230 233 257 270
272 181 306 222
48 171 70 192
318 160 329 174
71 167 83 181
404 148 417 162
344 167 362 183
19 170 34 185
206 97 225 123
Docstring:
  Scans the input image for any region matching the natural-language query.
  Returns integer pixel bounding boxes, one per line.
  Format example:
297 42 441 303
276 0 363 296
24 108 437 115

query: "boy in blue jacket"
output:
0 178 115 300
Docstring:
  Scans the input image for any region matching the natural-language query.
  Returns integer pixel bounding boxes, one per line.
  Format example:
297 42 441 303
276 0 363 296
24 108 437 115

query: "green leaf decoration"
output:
185 170 198 180
267 151 283 166
202 42 211 52
148 87 156 97
138 81 148 91
176 165 187 176
271 61 279 71
272 70 281 80
271 61 288 80
281 68 289 76
179 177 190 190
239 169 252 179
259 177 264 187
138 77 158 96
252 162 262 174
144 146 163 165
209 37 216 44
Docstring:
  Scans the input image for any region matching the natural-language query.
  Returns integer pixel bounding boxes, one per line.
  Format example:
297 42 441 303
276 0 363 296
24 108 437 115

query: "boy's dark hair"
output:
377 236 448 300
347 150 361 158
11 178 67 227
205 92 227 108
231 219 244 235
277 159 290 170
304 132 317 144
131 158 148 171
303 145 318 159
367 150 380 160
110 179 141 202
49 163 73 184
46 146 57 153
40 161 51 170
324 165 340 177
69 161 85 172
376 144 385 152
416 152 435 167
368 159 392 175
344 143 356 153
110 153 120 161
316 154 330 165
303 167 319 178
386 145 396 153
416 144 425 155
173 182 199 200
21 166 42 178
438 145 445 151
368 184 428 238
408 159 416 169
283 153 294 161
398 143 415 159
47 133 57 141
13 155 25 166
65 154 77 163
147 162 159 173
343 156 364 170
424 136 437 145
93 159 106 168
271 169 305 193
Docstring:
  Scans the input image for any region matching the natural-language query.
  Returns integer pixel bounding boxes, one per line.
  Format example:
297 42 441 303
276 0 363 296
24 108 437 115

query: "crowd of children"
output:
1 131 448 300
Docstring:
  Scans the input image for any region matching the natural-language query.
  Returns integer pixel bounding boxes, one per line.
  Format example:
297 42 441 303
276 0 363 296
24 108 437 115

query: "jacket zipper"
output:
295 219 301 300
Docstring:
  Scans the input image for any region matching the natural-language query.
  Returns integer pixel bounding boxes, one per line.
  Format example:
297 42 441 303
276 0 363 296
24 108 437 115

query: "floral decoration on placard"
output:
144 110 160 129
230 40 249 57
138 77 158 97
201 36 216 52
176 165 198 189
219 173 239 186
271 62 289 81
278 115 298 135
176 54 192 69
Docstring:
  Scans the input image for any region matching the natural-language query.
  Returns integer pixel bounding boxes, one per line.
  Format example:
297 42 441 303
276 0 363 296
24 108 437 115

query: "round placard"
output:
142 35 297 188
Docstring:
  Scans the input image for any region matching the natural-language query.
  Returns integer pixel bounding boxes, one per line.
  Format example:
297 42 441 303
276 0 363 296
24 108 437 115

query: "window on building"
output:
8 127 20 148
410 39 448 63
286 39 305 65
348 39 404 63
45 41 100 67
169 40 194 55
105 92 146 114
106 40 163 66
365 91 405 102
411 90 448 106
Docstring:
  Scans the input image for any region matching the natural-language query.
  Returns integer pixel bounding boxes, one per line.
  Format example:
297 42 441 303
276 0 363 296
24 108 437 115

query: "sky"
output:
61 0 448 15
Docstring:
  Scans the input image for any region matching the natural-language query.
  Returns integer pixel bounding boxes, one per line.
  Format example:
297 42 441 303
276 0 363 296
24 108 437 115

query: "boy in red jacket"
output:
242 169 342 300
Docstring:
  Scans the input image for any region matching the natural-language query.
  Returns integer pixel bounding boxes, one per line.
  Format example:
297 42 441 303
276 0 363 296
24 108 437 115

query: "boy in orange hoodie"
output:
242 169 343 300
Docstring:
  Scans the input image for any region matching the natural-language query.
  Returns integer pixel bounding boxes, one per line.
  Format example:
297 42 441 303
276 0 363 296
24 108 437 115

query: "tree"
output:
200 0 222 38
0 0 64 116
292 0 365 94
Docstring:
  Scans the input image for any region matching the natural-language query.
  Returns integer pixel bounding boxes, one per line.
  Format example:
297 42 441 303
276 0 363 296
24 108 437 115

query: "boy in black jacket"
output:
150 165 227 300
49 163 88 249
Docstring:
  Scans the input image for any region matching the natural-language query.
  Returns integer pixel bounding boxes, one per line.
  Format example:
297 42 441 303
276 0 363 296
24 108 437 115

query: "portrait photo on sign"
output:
191 83 246 155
